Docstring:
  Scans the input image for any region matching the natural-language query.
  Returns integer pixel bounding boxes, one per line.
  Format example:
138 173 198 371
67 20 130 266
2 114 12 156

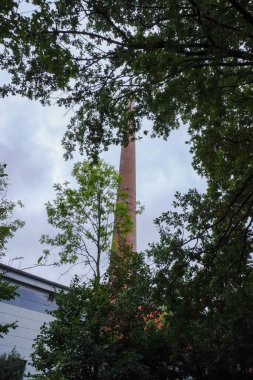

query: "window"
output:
2 285 57 314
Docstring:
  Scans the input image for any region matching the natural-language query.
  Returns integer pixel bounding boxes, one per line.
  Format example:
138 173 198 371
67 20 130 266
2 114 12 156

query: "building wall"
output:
0 266 67 378
0 302 54 377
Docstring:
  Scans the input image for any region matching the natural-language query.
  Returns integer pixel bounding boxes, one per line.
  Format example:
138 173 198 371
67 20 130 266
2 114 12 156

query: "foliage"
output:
0 278 18 338
40 160 132 283
1 1 253 159
0 164 24 337
0 348 26 380
1 4 252 278
148 185 253 379
1 2 253 376
30 250 171 380
0 164 24 257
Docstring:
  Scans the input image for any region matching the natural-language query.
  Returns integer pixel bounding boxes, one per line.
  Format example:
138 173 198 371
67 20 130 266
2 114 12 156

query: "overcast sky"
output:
0 91 205 286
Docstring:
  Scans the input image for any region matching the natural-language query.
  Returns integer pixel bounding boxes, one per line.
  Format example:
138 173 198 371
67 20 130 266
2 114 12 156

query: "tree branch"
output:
228 0 253 25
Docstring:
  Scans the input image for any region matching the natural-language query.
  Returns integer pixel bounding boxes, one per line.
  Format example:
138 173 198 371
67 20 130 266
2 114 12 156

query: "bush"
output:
0 348 26 380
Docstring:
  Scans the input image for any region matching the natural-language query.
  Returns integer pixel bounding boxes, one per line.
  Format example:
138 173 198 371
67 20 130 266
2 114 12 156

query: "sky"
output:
0 92 205 286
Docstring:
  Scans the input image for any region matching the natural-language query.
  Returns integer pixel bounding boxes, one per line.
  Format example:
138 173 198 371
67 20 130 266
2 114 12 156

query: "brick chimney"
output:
117 136 136 251
113 102 136 252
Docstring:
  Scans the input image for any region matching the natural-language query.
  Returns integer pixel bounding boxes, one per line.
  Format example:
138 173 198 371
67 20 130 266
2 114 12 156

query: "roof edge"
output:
0 263 68 290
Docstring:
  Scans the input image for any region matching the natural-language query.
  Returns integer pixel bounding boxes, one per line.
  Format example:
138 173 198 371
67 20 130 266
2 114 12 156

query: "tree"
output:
0 164 24 337
0 348 26 380
40 160 132 283
1 1 253 160
1 3 253 374
0 164 24 257
148 187 253 379
31 250 172 380
1 1 252 249
1 1 252 252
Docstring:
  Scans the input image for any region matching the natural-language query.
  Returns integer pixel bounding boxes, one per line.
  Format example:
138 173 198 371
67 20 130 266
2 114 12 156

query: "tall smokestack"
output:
117 137 136 251
113 101 136 252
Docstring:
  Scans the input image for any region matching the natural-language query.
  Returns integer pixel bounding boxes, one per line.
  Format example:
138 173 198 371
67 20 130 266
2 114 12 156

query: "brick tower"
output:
117 136 136 251
113 102 137 252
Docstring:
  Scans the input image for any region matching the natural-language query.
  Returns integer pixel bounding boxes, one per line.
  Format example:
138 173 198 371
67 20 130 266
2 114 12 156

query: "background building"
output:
0 264 67 378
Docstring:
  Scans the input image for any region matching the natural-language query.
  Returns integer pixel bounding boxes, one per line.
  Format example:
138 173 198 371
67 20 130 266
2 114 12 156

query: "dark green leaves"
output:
1 1 253 158
31 253 171 380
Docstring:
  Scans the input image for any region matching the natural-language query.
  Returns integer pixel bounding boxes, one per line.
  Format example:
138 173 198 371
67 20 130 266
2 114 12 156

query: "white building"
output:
0 264 67 378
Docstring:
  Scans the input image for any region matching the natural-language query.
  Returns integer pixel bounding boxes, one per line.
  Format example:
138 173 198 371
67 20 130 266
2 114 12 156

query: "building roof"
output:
0 263 68 292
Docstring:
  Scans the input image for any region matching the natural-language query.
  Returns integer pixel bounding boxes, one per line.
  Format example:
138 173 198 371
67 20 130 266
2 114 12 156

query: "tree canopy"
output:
40 160 133 283
0 348 26 380
1 1 253 158
148 185 253 379
1 1 253 377
31 251 171 380
1 3 252 244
